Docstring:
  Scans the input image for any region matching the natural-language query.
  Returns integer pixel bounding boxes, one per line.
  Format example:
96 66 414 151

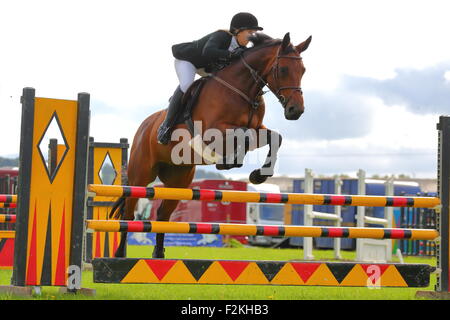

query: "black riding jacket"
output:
172 30 240 70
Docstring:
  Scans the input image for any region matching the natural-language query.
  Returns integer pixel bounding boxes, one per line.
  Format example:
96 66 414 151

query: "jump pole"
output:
88 184 440 208
86 220 439 241
0 231 15 239
0 195 17 204
0 214 16 223
0 204 16 209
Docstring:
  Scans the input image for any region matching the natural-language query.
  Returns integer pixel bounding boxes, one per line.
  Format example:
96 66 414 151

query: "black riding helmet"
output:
230 12 263 34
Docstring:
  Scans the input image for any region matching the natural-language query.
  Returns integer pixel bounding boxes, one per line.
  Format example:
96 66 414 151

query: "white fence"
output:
303 168 395 262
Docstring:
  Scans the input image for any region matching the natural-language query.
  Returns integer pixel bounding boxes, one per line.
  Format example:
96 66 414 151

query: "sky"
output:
1 0 449 180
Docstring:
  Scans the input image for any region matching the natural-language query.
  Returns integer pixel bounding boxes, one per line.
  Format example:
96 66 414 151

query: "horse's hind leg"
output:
152 199 181 258
114 197 140 258
114 162 157 258
153 165 195 258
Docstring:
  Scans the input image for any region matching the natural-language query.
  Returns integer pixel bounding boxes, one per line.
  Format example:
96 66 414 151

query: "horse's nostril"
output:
288 106 300 115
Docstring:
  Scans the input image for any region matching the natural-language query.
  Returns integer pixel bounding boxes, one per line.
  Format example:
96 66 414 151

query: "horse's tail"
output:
109 197 126 220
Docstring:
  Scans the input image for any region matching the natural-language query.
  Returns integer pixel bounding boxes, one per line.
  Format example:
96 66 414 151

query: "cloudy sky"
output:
1 0 449 180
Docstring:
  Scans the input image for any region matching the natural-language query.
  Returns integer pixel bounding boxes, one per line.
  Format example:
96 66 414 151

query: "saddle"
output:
174 76 210 135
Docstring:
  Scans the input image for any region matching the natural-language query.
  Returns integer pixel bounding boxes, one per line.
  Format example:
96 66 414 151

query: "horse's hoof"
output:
152 248 165 259
216 163 234 170
249 169 269 184
216 157 244 170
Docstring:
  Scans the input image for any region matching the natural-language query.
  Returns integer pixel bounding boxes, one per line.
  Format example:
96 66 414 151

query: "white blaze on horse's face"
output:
272 33 312 121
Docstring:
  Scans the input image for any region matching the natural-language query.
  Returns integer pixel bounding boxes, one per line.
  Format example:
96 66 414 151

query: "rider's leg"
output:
174 59 197 93
157 59 196 145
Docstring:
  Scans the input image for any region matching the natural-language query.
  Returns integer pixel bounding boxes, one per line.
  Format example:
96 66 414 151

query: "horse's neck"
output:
219 46 277 95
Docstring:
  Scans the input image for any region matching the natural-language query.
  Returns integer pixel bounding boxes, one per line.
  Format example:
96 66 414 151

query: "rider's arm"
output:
202 31 232 62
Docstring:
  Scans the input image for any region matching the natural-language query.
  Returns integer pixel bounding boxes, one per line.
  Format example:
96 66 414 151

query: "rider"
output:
157 12 263 145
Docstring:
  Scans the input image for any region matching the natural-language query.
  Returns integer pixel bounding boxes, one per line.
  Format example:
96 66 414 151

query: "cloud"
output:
261 89 374 141
257 61 450 146
90 98 166 124
274 139 436 178
200 146 436 180
218 101 438 179
204 137 436 180
341 62 450 114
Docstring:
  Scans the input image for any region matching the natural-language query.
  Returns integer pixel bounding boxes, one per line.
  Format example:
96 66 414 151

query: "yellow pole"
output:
0 231 15 239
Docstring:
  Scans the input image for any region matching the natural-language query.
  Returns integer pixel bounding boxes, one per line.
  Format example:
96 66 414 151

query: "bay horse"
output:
111 32 312 258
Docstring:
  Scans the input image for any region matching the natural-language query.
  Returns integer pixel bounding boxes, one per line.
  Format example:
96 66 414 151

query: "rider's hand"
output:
229 47 246 60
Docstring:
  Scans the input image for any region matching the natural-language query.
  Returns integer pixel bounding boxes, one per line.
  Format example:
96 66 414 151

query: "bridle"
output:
271 52 304 107
241 46 303 109
211 43 303 126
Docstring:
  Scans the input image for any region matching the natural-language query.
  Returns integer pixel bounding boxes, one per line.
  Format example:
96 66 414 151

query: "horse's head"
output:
265 33 312 120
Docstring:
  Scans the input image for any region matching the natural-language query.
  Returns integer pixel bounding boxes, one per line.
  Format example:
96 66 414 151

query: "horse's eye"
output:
279 66 288 77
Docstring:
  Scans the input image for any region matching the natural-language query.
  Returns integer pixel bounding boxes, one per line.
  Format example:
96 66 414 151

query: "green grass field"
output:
0 245 436 300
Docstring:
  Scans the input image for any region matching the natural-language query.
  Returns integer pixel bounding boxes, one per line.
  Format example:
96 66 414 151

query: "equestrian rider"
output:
157 12 263 145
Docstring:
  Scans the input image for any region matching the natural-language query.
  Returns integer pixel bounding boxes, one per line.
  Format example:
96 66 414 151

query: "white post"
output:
356 169 366 261
383 176 394 261
334 177 342 259
303 168 314 260
356 169 366 228
356 170 392 262
384 176 394 229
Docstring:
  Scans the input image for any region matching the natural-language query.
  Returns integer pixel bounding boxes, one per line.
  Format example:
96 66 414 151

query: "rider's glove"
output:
229 47 246 60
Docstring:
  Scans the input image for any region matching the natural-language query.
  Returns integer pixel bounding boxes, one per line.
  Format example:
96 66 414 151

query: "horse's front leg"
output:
249 127 282 184
216 127 254 170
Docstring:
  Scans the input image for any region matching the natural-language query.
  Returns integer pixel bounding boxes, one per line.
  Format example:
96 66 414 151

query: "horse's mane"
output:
246 32 296 55
247 33 281 51
217 33 293 72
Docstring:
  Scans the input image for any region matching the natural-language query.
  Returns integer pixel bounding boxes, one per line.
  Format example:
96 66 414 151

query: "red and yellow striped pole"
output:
0 203 16 209
88 184 441 208
0 195 17 204
0 214 16 223
86 220 439 240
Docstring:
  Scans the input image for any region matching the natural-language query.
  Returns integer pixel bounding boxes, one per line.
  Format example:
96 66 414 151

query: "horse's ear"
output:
281 32 291 52
296 35 312 53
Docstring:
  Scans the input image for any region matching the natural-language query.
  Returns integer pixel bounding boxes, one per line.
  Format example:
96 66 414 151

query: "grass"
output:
0 245 436 300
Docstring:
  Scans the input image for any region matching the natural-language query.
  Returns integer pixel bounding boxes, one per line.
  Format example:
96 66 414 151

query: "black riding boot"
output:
157 86 184 145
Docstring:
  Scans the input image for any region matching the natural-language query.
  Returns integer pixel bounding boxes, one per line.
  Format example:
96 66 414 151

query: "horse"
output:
110 32 312 258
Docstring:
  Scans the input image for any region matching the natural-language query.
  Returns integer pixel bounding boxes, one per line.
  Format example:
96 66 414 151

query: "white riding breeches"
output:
174 59 208 93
